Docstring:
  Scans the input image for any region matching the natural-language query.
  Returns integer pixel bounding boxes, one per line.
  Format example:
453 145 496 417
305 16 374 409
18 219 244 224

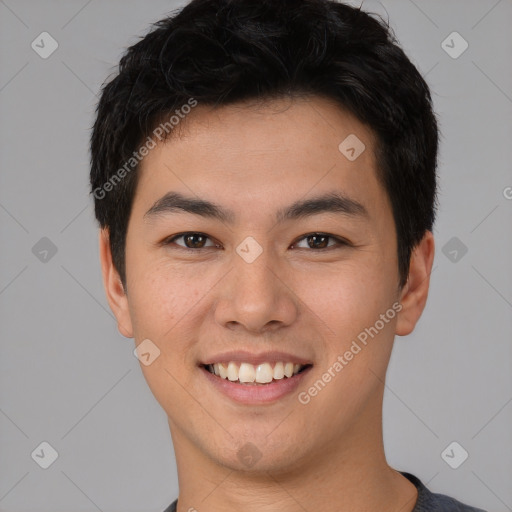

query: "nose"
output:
214 244 299 334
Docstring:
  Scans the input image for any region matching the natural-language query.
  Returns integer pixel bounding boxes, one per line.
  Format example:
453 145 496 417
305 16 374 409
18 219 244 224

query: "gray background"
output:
0 0 511 511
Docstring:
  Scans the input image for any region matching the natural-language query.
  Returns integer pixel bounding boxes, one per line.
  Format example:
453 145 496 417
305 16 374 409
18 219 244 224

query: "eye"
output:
291 233 349 250
162 231 350 251
163 232 219 250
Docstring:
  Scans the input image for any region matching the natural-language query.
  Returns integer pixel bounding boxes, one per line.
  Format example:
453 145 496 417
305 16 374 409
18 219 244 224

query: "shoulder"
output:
162 500 177 512
400 472 488 512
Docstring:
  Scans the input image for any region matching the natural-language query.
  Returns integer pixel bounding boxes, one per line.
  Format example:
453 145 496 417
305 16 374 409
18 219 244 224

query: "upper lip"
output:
200 350 314 367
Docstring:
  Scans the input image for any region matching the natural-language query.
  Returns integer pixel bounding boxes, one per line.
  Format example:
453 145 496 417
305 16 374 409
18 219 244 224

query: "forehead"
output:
163 95 377 157
133 96 390 226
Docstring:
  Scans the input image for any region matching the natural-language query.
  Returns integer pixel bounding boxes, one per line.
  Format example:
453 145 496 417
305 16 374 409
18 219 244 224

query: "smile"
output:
200 362 313 404
204 361 311 384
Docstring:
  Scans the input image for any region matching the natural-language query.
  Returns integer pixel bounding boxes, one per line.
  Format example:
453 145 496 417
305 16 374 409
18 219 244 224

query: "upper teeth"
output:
207 362 304 383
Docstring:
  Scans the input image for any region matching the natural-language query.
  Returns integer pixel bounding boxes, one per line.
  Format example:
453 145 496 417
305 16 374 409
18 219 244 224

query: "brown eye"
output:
306 234 329 249
184 234 207 248
165 232 217 249
292 233 348 250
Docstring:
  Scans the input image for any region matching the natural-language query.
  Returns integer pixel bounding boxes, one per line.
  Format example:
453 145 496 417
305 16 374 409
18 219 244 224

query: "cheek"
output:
128 265 201 409
126 259 215 380
293 265 396 428
292 256 398 387
135 283 171 339
126 259 192 340
296 260 392 328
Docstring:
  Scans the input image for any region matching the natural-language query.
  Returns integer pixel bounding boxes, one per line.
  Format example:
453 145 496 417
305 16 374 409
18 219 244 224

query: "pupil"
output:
186 234 205 248
309 234 328 249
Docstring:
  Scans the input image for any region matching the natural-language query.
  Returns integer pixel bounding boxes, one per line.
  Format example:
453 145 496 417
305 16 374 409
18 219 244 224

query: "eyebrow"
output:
143 191 369 224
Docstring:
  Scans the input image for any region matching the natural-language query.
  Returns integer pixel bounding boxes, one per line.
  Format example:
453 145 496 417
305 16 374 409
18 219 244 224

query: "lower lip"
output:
200 365 313 404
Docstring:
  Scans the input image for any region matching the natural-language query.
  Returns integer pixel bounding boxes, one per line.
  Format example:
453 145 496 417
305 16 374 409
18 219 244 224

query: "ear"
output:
98 228 134 338
395 230 435 336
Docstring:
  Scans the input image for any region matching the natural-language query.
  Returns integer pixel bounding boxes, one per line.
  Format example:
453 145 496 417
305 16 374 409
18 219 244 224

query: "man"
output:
90 0 487 510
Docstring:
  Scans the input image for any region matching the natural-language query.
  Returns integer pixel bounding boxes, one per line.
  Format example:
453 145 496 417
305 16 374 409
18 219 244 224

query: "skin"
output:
99 95 435 512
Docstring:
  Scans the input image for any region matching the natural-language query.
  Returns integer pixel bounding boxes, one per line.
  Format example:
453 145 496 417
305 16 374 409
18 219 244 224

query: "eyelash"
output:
162 232 350 252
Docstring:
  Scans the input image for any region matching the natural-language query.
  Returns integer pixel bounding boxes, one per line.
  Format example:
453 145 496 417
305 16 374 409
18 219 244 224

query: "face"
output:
100 96 433 474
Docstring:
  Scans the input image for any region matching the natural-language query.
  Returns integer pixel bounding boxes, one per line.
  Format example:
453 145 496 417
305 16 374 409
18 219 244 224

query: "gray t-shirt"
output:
162 471 487 511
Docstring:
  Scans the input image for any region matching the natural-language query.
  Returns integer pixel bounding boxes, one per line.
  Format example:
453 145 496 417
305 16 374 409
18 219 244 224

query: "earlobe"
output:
395 231 435 337
98 228 134 338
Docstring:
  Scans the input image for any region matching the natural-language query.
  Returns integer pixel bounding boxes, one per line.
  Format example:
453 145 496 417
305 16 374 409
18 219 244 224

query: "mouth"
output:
199 358 314 404
200 361 313 385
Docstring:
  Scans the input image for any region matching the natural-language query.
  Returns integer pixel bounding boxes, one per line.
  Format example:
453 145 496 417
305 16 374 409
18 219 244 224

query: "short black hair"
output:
90 0 439 291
